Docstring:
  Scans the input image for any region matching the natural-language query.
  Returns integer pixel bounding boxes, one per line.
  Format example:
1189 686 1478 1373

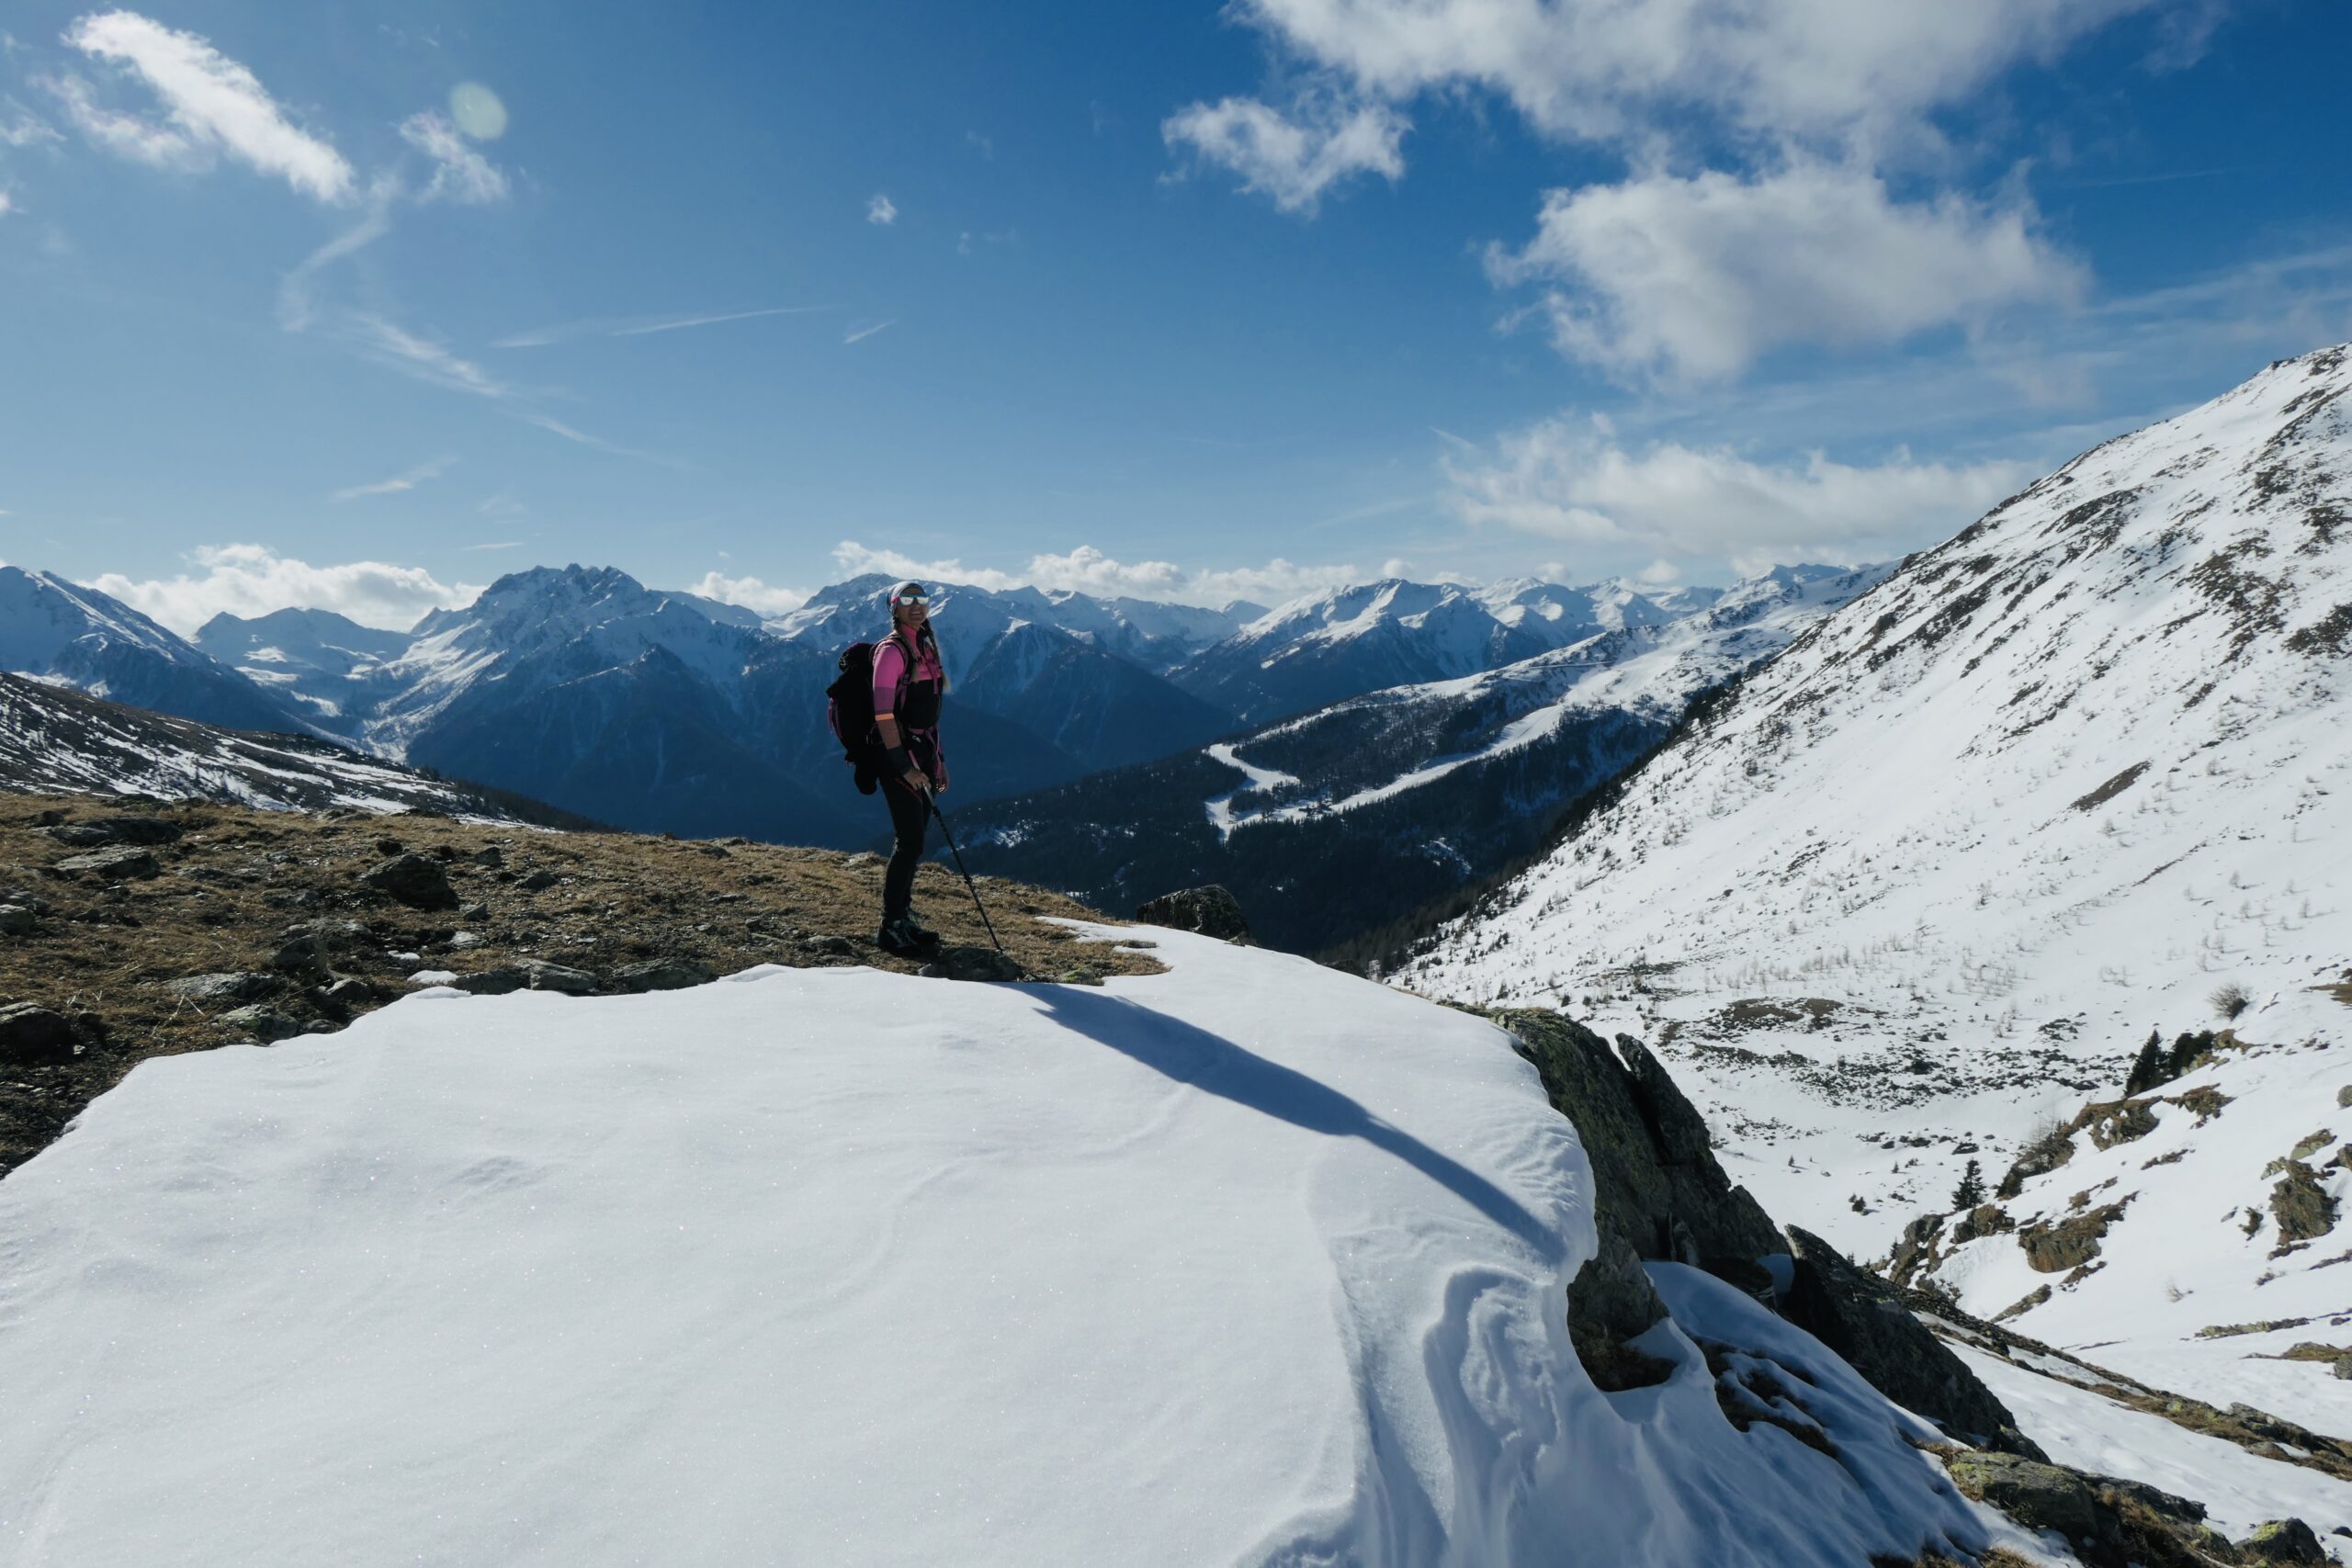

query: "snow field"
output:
1958 1345 2352 1555
1 932 2066 1566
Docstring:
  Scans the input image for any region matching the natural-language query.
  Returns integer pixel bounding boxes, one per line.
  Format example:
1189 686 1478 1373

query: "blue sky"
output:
1 0 2347 630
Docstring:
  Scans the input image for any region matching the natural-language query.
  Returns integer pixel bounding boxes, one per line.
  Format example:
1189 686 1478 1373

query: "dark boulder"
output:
452 968 529 996
2240 1517 2328 1564
1784 1226 2035 1454
517 959 599 996
0 904 38 936
1134 886 1250 942
919 946 1031 983
84 816 183 846
614 957 718 993
55 845 161 881
1947 1452 2098 1542
361 852 458 911
217 1005 308 1043
166 972 281 1005
0 1002 78 1065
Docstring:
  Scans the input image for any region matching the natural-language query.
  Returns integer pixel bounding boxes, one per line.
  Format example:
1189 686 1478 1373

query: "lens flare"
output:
449 82 507 141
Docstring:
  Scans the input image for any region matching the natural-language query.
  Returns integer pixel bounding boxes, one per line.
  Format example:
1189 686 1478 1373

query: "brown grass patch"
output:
0 793 1165 1177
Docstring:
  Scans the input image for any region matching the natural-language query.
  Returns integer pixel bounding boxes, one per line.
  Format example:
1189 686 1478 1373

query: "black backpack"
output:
825 641 892 794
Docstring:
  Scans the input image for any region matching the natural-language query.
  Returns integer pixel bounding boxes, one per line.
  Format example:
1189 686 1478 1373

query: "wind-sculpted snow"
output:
0 933 2027 1566
1405 345 2352 1269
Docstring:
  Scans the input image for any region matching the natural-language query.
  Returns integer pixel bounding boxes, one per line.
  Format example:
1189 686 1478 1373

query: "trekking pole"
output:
927 798 1006 954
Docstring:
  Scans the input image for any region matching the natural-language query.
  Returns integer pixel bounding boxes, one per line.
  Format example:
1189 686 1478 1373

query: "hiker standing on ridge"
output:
872 581 949 955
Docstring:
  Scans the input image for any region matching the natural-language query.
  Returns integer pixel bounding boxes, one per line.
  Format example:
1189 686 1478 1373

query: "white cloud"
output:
1487 162 2084 382
1445 413 2037 571
85 544 478 635
276 175 396 331
1162 93 1406 215
686 570 809 617
0 190 12 218
330 456 454 502
843 319 895 344
398 109 507 204
58 10 355 201
866 192 897 225
829 541 1406 610
1227 0 2155 155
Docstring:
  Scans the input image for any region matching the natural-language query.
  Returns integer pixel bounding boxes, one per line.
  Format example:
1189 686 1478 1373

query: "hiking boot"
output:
876 916 939 957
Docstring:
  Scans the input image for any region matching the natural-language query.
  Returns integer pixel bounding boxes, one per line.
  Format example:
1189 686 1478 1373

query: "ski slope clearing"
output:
1403 345 2352 1265
5 933 2029 1567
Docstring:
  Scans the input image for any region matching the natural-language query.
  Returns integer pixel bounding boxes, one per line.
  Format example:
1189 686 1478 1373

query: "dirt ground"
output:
0 793 1166 1178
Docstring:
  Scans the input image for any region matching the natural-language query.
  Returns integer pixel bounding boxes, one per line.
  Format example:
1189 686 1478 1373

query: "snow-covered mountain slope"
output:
1475 576 1680 648
775 572 1250 676
1895 1028 2352 1439
0 567 317 737
0 932 2055 1567
1400 344 2352 1265
1213 563 1888 838
955 618 1238 770
954 564 1878 956
0 671 584 822
193 606 413 726
1173 580 1556 726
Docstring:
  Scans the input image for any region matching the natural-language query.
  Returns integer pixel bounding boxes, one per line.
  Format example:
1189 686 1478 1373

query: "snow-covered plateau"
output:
7 930 2086 1568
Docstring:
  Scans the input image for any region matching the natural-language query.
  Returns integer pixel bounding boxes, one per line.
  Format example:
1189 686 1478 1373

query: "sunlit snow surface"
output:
3 934 2031 1567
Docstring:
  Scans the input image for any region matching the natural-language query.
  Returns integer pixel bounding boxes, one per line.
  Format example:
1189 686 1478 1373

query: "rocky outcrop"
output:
2020 1200 2130 1273
2267 1163 2339 1247
1783 1226 2037 1455
1494 1010 1786 1389
360 852 458 911
2239 1517 2329 1565
1134 886 1250 942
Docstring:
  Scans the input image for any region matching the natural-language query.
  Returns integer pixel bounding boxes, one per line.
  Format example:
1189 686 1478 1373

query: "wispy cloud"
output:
347 313 507 398
865 192 897 225
491 304 831 349
53 10 354 201
398 109 506 204
843 319 896 344
463 539 524 551
523 413 687 469
1 97 62 147
330 455 455 502
277 174 396 331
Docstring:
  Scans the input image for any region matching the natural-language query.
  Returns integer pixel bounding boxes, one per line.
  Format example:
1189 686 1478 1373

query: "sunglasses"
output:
892 592 929 608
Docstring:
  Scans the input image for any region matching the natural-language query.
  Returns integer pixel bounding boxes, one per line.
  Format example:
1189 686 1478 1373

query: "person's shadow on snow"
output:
1029 987 1559 1258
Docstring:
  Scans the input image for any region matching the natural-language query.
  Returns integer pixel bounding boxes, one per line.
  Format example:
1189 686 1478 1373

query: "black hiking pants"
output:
880 772 930 923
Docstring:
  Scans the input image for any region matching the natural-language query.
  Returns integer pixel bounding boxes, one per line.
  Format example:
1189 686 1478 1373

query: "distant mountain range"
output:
5 556 1757 848
948 564 1886 953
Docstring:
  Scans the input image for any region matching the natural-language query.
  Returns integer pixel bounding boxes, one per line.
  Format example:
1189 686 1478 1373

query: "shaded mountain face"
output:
0 568 317 738
1399 344 2352 1261
953 563 1883 954
0 670 586 823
